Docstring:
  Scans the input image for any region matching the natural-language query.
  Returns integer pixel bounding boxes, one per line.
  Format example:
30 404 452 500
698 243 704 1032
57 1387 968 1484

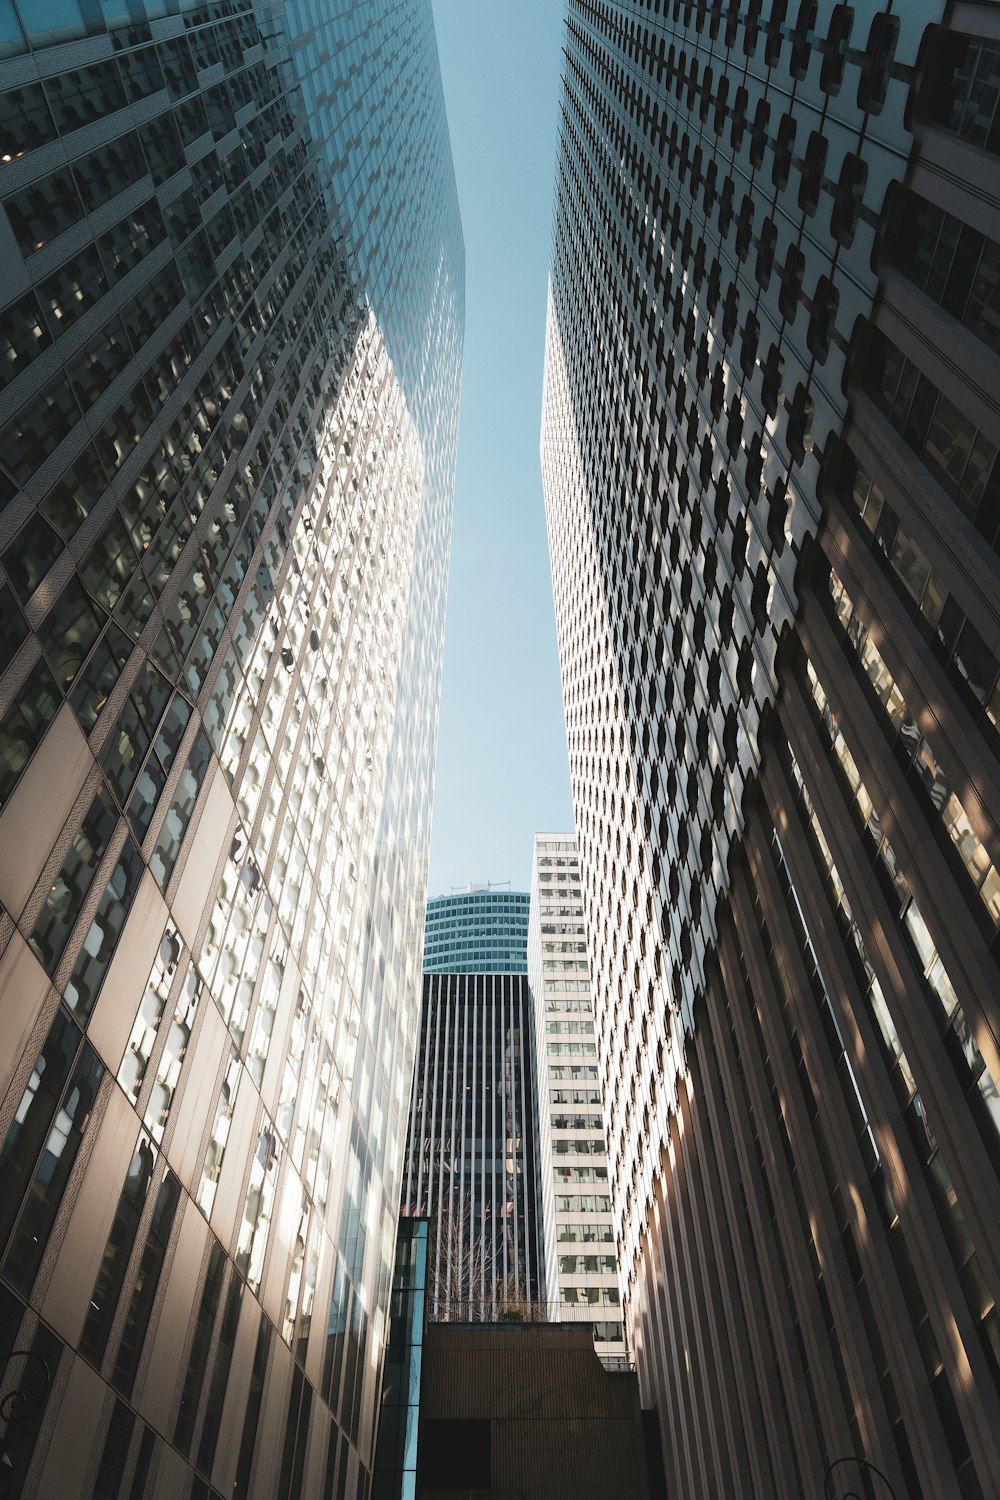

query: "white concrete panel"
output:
88 871 168 1075
0 929 51 1100
0 704 93 919
171 763 234 951
42 1083 140 1348
139 1195 207 1434
35 1354 105 1500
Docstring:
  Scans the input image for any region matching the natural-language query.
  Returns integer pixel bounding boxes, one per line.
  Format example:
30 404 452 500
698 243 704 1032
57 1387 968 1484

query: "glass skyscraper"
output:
0 2 462 1497
400 969 542 1320
422 886 530 973
402 888 540 1319
543 3 1000 1497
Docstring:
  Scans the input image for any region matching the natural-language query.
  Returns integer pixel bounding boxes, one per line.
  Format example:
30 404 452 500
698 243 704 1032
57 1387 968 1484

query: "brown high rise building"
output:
542 3 1000 1497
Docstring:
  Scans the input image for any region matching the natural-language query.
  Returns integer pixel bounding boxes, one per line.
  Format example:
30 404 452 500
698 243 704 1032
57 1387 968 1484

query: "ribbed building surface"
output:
400 972 542 1317
0 2 462 1497
422 887 530 973
527 834 625 1357
542 3 1000 1497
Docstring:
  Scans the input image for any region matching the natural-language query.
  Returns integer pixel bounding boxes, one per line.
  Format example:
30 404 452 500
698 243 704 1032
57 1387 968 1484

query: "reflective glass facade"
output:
543 2 1000 1497
400 972 542 1320
371 1216 426 1500
422 888 530 974
0 1 462 1496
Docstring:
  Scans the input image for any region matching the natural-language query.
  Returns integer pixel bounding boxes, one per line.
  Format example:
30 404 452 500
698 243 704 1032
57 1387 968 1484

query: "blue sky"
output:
426 1 573 898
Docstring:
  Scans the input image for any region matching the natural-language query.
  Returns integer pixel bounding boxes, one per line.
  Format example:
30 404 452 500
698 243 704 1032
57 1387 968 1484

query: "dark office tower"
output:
400 971 542 1319
423 886 531 973
0 2 462 1496
542 3 1000 1497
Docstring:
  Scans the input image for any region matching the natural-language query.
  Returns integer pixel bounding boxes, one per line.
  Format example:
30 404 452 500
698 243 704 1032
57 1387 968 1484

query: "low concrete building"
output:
416 1322 660 1499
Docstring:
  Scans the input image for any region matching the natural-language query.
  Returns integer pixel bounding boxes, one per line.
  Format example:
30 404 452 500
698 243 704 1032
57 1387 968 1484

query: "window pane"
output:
0 657 61 807
0 1007 79 1253
2 1041 103 1295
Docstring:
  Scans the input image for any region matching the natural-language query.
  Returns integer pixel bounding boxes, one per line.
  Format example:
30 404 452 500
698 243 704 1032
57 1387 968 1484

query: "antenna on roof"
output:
448 879 512 894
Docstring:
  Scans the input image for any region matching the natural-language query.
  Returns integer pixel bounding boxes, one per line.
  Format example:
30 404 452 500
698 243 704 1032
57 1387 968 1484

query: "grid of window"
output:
527 834 625 1358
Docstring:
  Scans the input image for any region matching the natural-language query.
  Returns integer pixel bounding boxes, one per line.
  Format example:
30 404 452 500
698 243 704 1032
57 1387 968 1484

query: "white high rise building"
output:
528 834 626 1361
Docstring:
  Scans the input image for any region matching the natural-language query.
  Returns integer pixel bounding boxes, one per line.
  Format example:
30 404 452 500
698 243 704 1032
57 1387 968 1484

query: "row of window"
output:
560 1285 620 1306
778 744 998 1487
555 1194 612 1214
558 1254 618 1275
824 568 1000 943
847 462 1000 753
864 327 1000 550
801 649 1000 1167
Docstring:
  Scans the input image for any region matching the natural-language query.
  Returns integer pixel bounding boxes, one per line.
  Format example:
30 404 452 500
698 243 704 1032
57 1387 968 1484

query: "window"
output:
864 326 1000 544
197 1269 243 1476
198 1048 240 1215
856 11 898 115
112 1170 181 1396
93 1401 134 1500
29 786 118 972
0 656 62 800
798 130 827 215
64 834 144 1021
37 576 105 691
235 1124 280 1292
233 1315 272 1500
929 35 995 153
175 1241 226 1454
0 1015 104 1296
81 1136 157 1365
144 967 200 1142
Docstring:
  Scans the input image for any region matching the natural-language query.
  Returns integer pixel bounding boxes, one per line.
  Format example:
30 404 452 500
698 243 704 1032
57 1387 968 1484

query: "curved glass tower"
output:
0 2 462 1496
423 888 530 974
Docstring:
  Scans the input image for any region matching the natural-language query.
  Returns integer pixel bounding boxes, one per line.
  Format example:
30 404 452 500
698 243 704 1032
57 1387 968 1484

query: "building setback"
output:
0 2 462 1497
423 886 530 974
528 834 626 1358
400 971 542 1318
542 3 1000 1498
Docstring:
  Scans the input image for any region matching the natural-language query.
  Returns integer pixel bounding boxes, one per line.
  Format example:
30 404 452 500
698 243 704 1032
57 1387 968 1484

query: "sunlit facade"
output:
543 3 1000 1497
527 834 625 1361
0 2 462 1496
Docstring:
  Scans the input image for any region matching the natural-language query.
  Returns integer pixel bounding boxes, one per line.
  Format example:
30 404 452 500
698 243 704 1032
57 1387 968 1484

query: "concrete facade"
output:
417 1322 654 1500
